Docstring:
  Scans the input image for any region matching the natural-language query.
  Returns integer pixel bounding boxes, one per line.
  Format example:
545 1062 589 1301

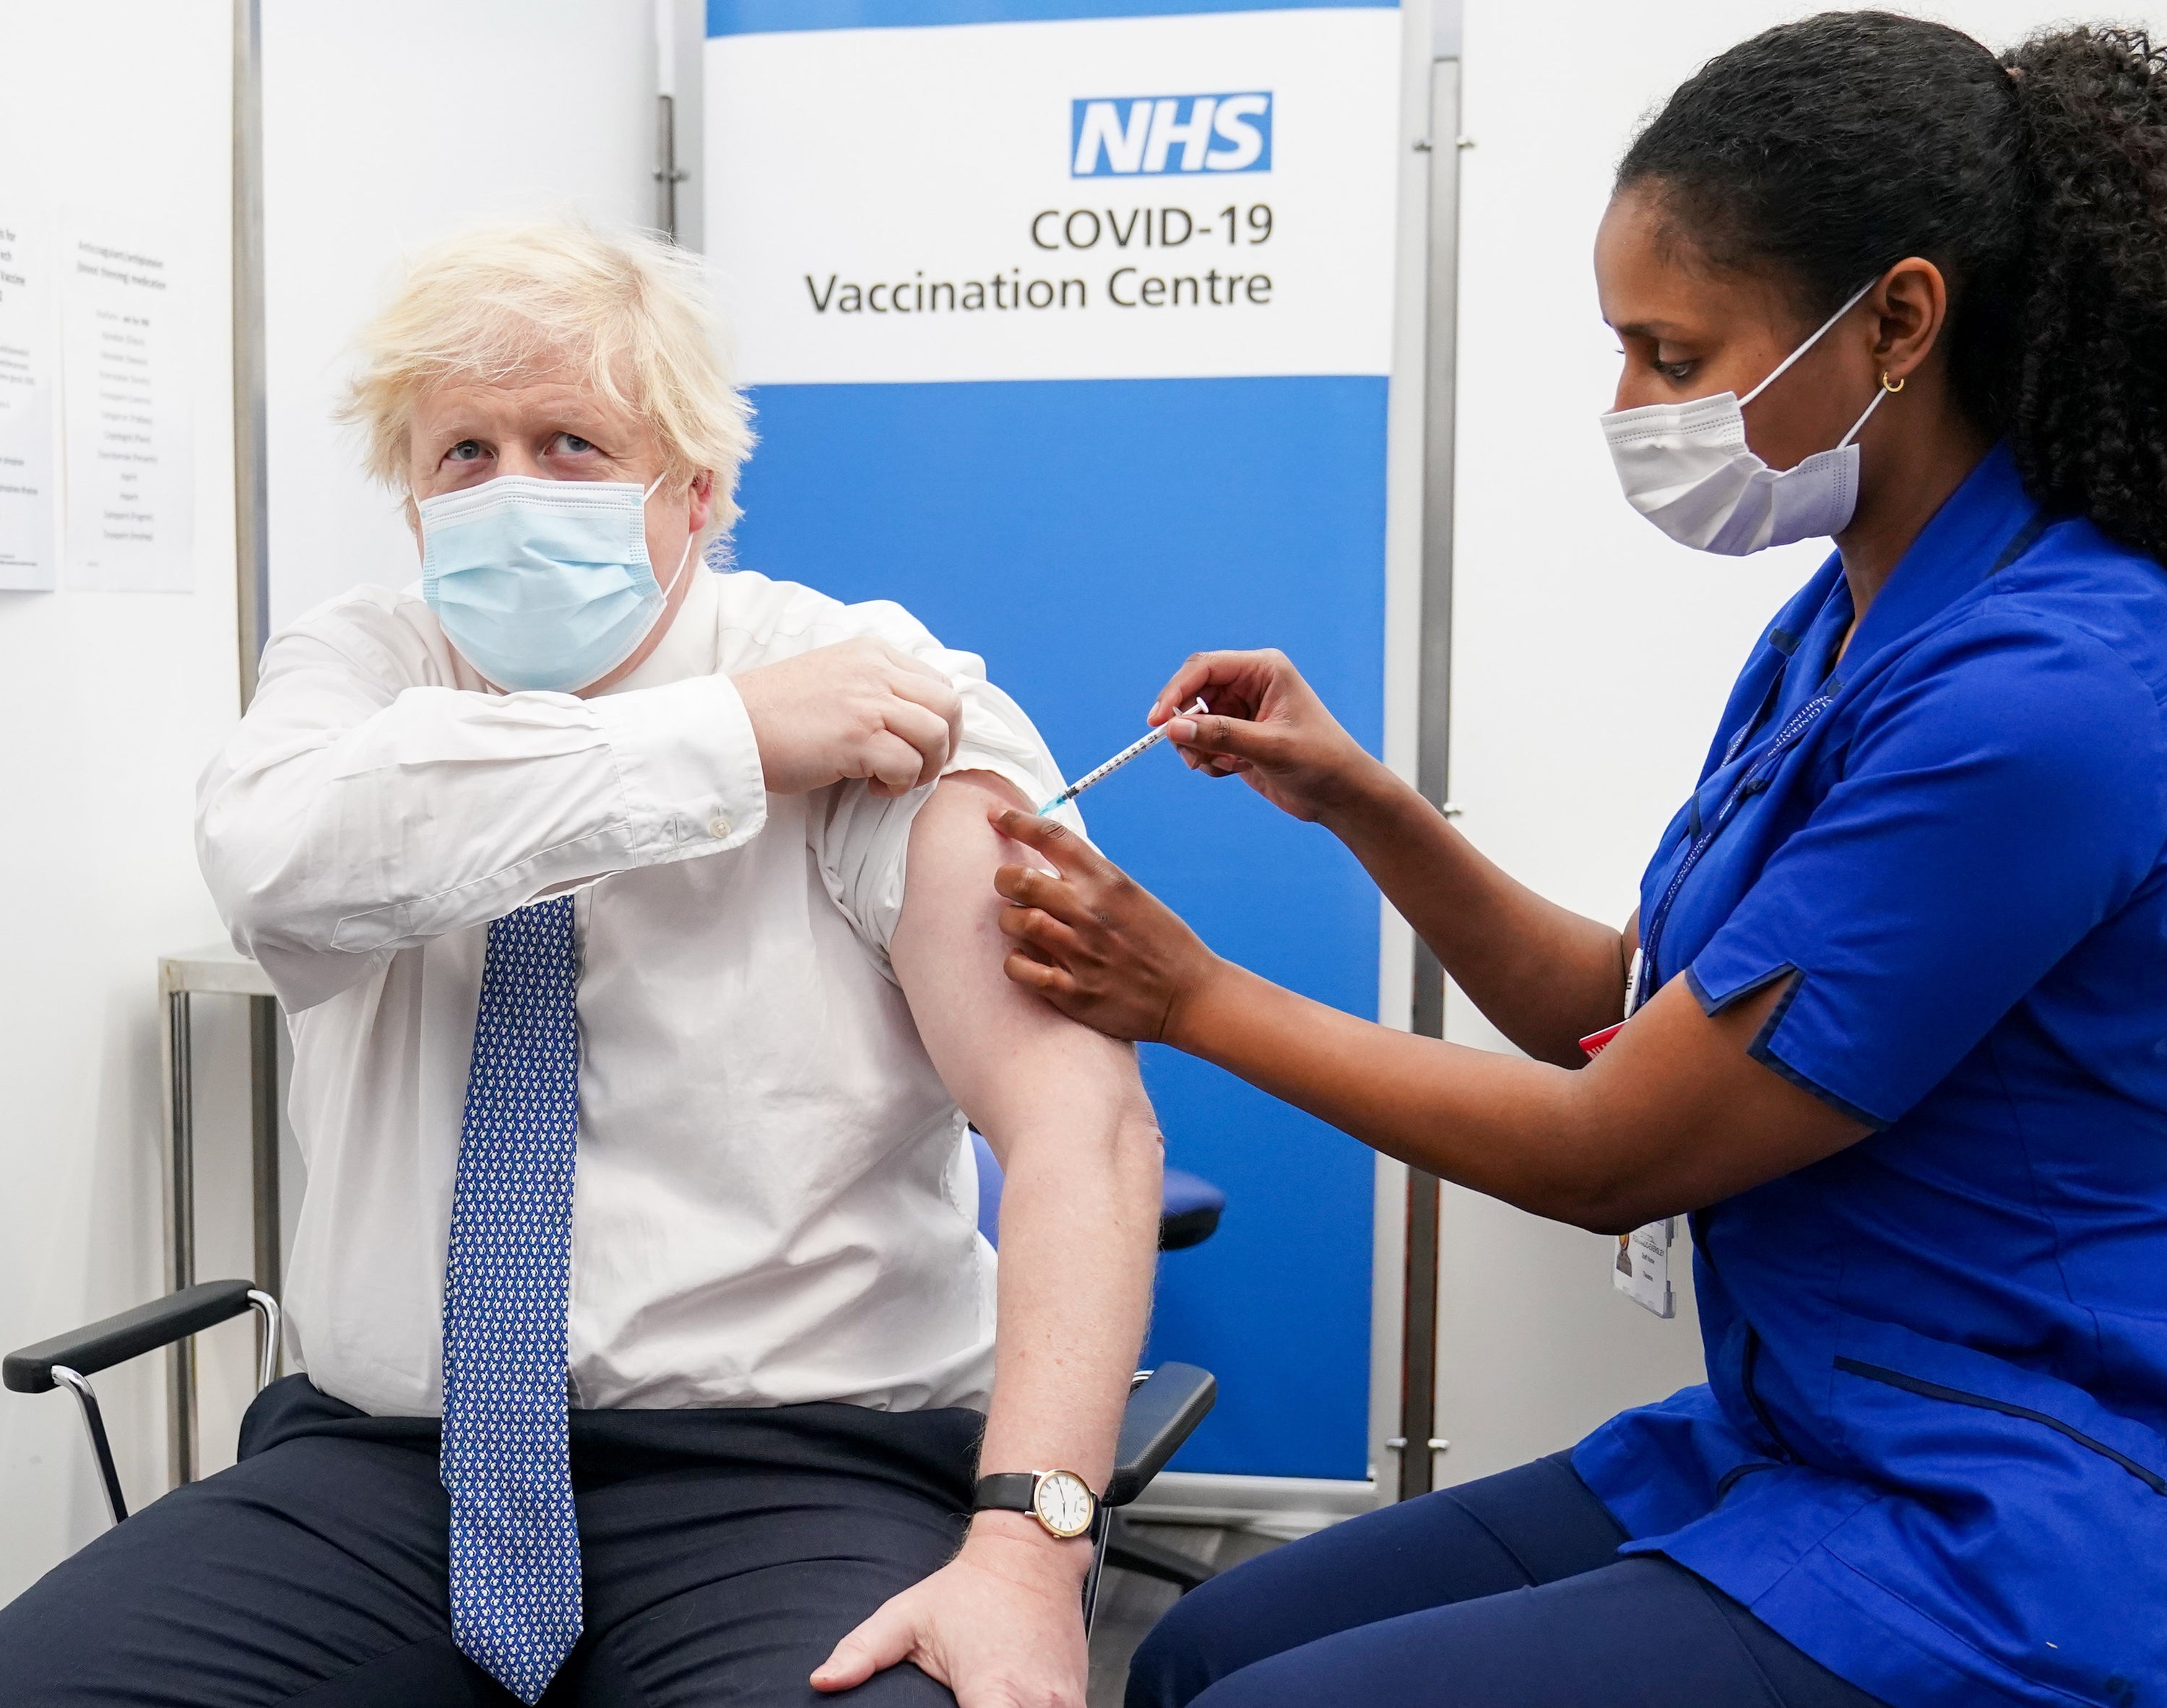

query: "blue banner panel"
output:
711 0 1395 38
731 375 1381 1478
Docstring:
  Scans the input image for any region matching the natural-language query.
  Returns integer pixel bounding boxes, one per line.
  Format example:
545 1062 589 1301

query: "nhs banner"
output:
705 2 1398 383
707 0 1401 1486
1070 92 1272 175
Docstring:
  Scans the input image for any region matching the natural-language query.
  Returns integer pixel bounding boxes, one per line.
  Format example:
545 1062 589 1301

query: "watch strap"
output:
972 1472 1039 1515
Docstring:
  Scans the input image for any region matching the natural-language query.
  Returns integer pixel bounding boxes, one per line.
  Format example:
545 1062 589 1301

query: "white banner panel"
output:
705 8 1401 383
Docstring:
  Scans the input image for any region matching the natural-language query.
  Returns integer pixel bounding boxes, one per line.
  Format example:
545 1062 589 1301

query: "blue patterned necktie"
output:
441 896 584 1703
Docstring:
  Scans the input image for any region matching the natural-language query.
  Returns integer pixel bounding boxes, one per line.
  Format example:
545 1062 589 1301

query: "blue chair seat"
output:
971 1130 1224 1252
1157 1167 1226 1251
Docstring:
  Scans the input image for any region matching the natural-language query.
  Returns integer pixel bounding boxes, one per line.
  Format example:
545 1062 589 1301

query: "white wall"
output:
0 0 248 1600
1437 0 2167 1482
0 0 667 1601
261 0 662 630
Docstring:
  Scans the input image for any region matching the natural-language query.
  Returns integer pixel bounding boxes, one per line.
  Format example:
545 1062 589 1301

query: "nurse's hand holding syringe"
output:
1139 650 1388 825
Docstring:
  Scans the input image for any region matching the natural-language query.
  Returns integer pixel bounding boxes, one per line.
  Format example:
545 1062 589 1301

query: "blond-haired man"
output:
0 224 1161 1707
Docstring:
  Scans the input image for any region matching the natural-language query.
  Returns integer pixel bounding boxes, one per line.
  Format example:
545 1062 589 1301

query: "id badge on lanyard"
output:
1582 948 1675 1317
1580 685 1836 1319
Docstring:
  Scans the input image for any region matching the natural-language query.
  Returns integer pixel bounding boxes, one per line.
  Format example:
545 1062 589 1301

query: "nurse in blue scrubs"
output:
989 15 2167 1708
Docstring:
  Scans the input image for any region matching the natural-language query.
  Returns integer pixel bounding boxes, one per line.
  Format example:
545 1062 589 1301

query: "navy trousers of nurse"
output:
1125 1453 1886 1708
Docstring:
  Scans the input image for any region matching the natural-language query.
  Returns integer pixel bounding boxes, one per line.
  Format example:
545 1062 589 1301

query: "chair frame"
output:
8 1283 1211 1633
5 1280 280 1525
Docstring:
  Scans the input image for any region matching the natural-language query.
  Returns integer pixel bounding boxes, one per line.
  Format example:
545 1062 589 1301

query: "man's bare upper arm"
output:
888 772 1149 1161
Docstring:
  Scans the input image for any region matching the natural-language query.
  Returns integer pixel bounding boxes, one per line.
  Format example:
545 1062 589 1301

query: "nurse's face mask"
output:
417 472 694 693
1601 277 1893 557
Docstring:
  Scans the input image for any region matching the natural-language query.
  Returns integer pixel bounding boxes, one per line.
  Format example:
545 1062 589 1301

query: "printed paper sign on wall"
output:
0 204 57 591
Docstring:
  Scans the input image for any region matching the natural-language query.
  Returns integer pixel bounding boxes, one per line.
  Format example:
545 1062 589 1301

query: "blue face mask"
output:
418 474 693 693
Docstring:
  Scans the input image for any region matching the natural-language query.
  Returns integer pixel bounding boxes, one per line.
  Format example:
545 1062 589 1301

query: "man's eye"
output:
445 440 485 463
1656 359 1695 383
554 433 597 456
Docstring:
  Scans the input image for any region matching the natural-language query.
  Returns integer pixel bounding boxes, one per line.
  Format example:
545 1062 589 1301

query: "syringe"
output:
1036 698 1208 815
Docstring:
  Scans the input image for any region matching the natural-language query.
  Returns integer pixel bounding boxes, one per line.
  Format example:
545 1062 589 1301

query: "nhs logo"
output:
1070 93 1272 177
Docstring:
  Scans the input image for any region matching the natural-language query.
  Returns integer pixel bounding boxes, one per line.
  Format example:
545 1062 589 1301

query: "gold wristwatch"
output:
972 1469 1101 1540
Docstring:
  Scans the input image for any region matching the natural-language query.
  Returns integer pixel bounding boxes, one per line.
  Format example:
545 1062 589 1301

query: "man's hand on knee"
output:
812 1522 1088 1707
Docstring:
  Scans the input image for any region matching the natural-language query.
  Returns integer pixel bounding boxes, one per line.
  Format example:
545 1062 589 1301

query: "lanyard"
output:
1624 511 2054 1018
1633 689 1836 1010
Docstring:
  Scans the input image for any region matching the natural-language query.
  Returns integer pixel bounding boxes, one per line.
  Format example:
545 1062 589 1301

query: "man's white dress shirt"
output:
196 563 1073 1420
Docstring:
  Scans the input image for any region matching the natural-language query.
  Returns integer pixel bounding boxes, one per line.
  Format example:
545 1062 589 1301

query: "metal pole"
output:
654 0 688 241
655 94 688 241
1398 53 1463 1503
1396 1154 1442 1499
233 0 269 707
166 993 197 1486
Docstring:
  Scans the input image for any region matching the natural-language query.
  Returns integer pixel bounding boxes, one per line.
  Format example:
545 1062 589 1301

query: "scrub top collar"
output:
1830 442 2043 682
1713 446 2041 788
1643 441 2051 1005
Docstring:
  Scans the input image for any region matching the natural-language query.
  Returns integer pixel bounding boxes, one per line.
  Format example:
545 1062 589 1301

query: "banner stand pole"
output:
1397 49 1462 1503
231 0 268 708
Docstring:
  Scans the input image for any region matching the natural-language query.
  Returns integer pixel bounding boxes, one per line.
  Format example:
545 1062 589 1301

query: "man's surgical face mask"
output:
1601 278 1892 556
418 473 692 693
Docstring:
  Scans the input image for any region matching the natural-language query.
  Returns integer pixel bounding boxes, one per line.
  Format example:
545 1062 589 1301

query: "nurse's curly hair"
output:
1618 13 2167 566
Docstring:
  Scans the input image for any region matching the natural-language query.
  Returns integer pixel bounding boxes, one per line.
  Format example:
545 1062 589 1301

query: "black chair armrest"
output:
4 1280 259 1393
1106 1362 1216 1508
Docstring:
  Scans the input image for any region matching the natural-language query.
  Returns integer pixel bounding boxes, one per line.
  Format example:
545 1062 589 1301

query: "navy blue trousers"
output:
0 1376 979 1706
1127 1452 1887 1708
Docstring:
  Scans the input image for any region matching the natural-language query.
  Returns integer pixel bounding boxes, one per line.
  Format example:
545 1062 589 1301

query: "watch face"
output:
1032 1470 1095 1538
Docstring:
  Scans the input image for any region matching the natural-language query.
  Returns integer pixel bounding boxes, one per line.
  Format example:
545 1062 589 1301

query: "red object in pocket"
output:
1580 1021 1624 1061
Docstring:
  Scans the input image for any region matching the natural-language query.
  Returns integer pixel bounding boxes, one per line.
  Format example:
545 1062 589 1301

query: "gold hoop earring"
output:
1882 372 1906 394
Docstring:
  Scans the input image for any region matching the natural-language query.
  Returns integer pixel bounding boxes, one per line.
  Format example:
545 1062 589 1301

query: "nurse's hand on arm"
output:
988 806 1864 1239
1146 649 1640 1067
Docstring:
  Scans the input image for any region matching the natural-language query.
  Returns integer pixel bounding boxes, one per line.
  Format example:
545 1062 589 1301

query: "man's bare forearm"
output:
974 1086 1160 1540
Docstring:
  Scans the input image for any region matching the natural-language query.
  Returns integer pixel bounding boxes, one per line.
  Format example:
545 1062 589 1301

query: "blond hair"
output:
339 222 756 533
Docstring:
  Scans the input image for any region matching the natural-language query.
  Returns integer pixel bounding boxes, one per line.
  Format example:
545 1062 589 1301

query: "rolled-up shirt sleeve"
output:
808 602 1078 976
196 592 769 1011
1688 612 2167 1128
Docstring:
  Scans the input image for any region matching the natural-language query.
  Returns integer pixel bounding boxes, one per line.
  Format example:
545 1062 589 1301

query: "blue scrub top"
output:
1572 444 2167 1708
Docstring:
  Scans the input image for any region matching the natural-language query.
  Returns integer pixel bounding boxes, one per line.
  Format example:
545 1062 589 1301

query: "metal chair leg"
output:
48 1366 127 1525
1083 1512 1110 1634
42 1291 278 1535
246 1290 280 1393
1103 1511 1218 1592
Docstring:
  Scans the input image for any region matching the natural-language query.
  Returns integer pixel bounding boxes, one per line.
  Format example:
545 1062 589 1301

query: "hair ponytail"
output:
1617 12 2167 565
2002 28 2167 562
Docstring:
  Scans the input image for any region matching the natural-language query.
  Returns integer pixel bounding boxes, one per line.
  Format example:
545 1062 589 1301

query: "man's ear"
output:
688 470 716 537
